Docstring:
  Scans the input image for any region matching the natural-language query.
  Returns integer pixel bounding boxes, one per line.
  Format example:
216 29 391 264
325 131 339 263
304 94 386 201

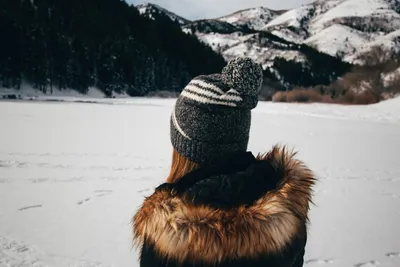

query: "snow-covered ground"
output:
0 85 106 99
1 98 400 267
0 85 130 100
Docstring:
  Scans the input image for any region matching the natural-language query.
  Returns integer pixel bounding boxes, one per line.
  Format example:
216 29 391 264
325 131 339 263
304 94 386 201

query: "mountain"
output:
194 0 400 65
183 20 246 35
215 7 285 31
7 0 394 96
136 3 190 25
0 0 225 96
135 3 351 92
264 0 400 62
186 25 351 90
137 0 400 66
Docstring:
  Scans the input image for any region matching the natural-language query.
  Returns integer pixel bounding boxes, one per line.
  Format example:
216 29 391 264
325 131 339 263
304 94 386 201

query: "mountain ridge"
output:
136 1 352 91
136 2 191 25
136 0 400 64
0 0 225 96
215 7 282 31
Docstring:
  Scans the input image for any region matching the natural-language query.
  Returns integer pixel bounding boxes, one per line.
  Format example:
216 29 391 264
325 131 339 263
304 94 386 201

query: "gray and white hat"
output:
170 57 263 164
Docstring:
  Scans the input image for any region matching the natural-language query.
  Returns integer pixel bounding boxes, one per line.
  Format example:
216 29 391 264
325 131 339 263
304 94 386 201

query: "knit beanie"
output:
170 57 263 164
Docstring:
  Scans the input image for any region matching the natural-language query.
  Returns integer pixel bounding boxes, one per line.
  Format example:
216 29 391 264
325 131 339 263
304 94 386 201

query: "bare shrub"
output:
272 86 377 105
320 94 334 103
386 71 400 95
269 46 400 105
271 91 288 102
351 45 400 102
287 88 323 103
354 91 377 105
272 88 325 103
336 90 376 105
146 90 179 98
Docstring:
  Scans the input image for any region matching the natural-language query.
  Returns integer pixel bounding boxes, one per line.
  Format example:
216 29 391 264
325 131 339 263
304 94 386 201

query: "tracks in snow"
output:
305 258 335 264
77 190 114 205
0 236 113 267
304 253 400 266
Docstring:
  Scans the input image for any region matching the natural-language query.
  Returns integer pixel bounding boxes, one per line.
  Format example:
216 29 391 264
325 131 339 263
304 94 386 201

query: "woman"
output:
132 57 316 267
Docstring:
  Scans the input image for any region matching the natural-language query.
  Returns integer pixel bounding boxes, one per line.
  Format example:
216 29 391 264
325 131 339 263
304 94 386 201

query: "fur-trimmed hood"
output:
132 145 316 265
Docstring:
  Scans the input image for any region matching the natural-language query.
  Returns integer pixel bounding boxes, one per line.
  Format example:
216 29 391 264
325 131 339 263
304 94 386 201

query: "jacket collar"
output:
156 151 256 196
133 145 316 265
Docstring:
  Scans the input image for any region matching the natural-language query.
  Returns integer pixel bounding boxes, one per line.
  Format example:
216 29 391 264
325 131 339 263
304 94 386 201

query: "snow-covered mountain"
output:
135 0 400 89
182 20 244 35
187 28 307 68
264 0 400 61
136 0 400 64
136 3 190 25
215 7 284 31
191 0 400 64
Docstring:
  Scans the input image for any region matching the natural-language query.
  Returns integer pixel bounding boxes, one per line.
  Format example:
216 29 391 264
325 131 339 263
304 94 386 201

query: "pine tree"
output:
0 0 226 96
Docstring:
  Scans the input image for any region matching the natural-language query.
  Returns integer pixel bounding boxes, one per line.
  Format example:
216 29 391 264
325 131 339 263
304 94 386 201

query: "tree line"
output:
0 0 226 96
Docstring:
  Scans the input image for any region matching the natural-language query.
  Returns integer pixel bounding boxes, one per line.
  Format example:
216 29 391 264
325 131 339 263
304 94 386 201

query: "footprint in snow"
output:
18 205 43 211
78 190 114 204
94 190 113 198
77 198 91 205
353 260 380 267
0 236 114 267
137 189 151 193
305 258 334 264
386 252 400 258
29 178 49 184
94 190 113 193
0 160 27 168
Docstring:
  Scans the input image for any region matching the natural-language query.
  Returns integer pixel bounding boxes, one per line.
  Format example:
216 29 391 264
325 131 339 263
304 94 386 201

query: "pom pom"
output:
222 57 263 96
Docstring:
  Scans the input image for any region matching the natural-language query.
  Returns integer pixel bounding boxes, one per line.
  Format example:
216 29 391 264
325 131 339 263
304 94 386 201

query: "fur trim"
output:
132 145 316 264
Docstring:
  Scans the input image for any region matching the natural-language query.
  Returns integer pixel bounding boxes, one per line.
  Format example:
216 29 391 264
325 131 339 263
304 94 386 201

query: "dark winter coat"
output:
133 145 316 267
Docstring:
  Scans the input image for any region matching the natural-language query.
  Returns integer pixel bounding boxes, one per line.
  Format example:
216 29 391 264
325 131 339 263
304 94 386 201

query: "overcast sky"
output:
127 0 314 20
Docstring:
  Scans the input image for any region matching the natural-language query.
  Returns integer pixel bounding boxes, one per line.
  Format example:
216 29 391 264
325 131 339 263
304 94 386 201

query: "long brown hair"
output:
166 149 200 183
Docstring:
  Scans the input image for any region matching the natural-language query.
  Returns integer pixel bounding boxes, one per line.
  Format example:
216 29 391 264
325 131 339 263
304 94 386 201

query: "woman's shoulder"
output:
132 145 316 266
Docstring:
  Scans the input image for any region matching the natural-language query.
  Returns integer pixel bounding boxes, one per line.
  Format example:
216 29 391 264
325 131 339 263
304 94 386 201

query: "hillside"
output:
215 7 283 31
136 3 190 25
137 0 400 66
264 0 400 61
135 3 351 91
3 0 397 96
0 0 225 96
200 0 400 64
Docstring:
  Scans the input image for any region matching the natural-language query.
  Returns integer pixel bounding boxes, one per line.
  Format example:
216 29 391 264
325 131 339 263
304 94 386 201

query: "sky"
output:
126 0 315 20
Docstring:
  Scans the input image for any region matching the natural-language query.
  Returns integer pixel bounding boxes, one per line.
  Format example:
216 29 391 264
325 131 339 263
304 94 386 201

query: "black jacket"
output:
133 145 316 267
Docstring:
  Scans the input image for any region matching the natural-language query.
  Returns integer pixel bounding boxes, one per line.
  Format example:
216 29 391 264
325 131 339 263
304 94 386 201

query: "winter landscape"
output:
1 0 400 266
1 97 400 267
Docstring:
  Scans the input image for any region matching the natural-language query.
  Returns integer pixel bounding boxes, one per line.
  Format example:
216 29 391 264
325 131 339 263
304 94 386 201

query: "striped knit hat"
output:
170 57 263 164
